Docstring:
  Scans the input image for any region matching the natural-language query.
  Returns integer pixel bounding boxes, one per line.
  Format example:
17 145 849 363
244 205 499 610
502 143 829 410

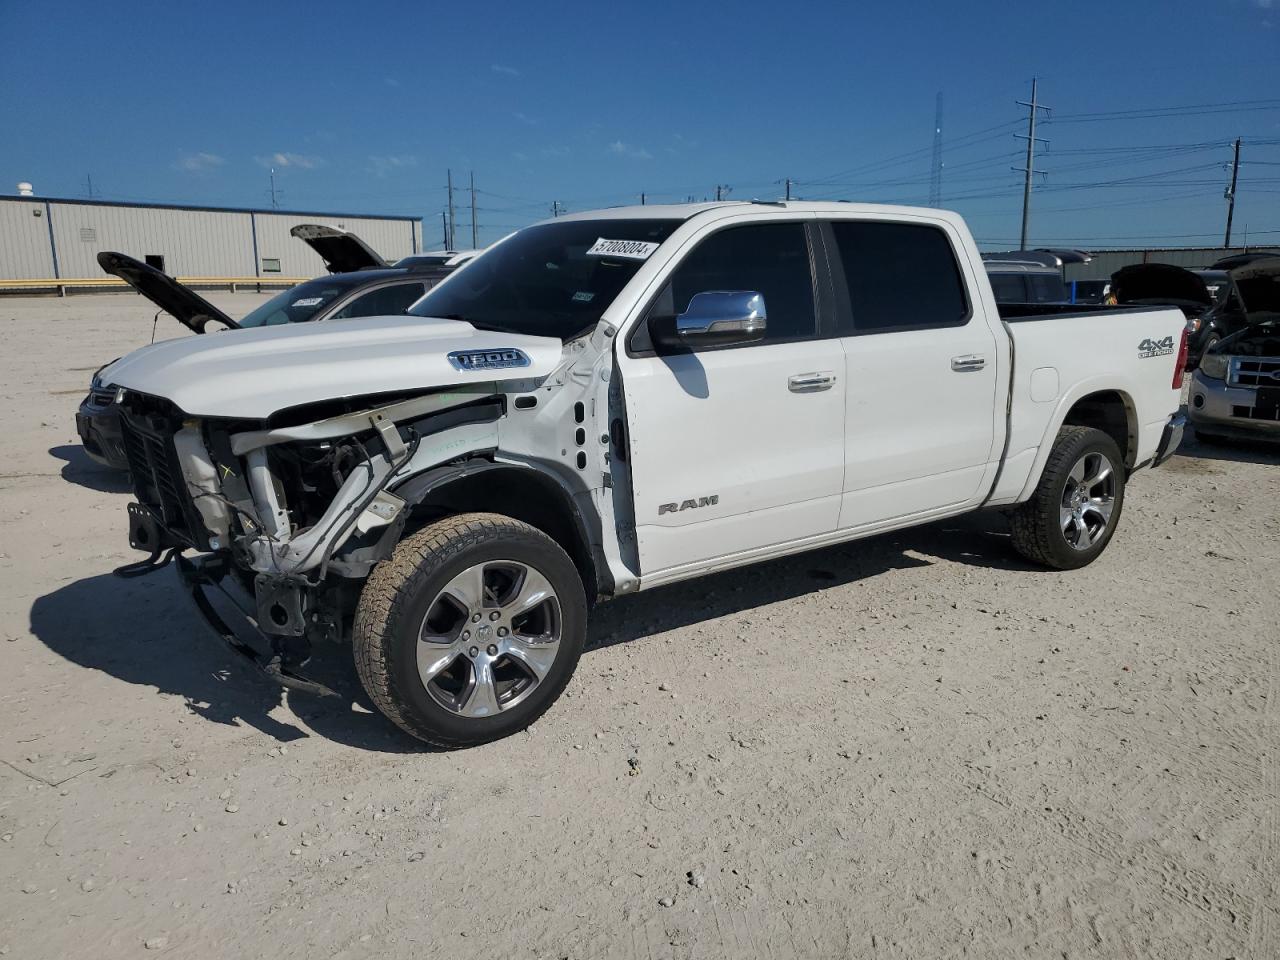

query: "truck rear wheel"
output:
353 513 587 749
1009 426 1125 570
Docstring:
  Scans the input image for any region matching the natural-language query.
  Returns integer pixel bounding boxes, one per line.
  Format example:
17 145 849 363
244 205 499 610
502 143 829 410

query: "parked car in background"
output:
1189 257 1280 444
983 258 1069 304
77 243 468 470
396 249 482 269
95 201 1186 748
981 249 1092 304
1110 263 1225 368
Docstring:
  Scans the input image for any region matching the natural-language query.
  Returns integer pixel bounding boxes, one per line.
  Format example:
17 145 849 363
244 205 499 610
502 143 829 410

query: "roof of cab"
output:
549 200 964 224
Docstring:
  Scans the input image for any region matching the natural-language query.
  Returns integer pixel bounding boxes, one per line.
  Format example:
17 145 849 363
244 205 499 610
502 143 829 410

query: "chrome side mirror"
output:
664 290 766 348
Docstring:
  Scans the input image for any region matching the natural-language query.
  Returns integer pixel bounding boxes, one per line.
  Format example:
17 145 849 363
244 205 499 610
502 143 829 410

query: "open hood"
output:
97 251 239 333
290 224 387 273
1110 263 1212 312
97 313 564 419
1211 251 1280 271
1230 257 1280 324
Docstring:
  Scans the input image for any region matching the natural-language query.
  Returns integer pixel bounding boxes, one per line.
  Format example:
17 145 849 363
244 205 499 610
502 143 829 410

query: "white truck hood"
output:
99 314 564 419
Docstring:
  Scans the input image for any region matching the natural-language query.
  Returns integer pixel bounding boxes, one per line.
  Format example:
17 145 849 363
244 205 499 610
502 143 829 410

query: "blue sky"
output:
2 0 1279 250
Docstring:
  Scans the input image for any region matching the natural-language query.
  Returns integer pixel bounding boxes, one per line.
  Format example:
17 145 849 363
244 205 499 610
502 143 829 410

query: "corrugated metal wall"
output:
49 203 253 278
0 197 420 281
0 199 57 279
1065 247 1280 281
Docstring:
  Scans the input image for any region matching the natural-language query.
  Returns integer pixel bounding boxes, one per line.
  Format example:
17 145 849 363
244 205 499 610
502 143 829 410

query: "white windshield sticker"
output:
571 291 596 303
586 238 659 261
292 297 325 307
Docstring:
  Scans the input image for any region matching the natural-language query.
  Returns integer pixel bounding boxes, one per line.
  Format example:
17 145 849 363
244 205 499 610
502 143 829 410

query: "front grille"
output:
118 404 200 548
1232 405 1280 421
1228 356 1280 387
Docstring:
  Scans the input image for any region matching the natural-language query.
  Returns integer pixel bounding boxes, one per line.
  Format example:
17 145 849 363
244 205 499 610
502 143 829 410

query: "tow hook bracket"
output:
254 576 309 637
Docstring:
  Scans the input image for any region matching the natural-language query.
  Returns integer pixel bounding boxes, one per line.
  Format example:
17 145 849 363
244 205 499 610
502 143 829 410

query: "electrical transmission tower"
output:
1013 78 1050 250
929 93 943 207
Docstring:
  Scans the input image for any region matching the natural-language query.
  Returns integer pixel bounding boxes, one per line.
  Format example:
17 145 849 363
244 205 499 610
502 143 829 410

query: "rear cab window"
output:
825 220 970 334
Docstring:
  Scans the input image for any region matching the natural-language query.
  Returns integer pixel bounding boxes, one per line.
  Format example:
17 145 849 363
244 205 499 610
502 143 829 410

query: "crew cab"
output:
96 202 1187 749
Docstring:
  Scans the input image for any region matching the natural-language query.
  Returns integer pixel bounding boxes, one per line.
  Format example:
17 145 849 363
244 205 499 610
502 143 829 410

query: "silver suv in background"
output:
1188 257 1280 444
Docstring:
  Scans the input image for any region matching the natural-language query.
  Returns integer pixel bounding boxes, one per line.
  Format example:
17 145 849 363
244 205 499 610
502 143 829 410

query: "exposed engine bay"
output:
110 322 622 694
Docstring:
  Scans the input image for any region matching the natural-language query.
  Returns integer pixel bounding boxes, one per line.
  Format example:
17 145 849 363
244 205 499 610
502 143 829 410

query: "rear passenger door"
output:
824 218 998 529
619 218 846 575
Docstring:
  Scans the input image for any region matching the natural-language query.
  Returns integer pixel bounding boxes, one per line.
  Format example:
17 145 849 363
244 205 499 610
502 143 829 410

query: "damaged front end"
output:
114 385 507 694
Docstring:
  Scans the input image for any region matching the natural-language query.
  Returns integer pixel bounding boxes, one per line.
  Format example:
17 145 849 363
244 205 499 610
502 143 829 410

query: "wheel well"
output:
407 466 600 600
1061 390 1136 468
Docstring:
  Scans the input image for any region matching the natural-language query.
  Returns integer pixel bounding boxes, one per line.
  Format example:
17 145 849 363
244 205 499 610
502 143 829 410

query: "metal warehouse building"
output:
1064 246 1279 281
0 194 423 288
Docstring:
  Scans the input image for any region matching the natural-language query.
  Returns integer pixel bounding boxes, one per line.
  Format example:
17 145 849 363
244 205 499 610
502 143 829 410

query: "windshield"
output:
408 219 682 341
239 275 368 328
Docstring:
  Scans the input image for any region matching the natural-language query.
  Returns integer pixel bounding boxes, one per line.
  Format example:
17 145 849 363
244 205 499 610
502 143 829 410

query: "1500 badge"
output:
447 348 531 371
1137 336 1175 358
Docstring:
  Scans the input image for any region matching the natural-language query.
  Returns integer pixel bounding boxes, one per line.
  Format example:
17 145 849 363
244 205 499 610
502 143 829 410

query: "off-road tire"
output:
1010 426 1126 570
353 512 587 749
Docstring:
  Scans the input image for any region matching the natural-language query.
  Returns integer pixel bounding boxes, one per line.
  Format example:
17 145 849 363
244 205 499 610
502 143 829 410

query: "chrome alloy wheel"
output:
1060 451 1116 551
416 561 562 718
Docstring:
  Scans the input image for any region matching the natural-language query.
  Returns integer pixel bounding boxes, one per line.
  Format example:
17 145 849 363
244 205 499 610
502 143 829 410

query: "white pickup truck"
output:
100 202 1187 748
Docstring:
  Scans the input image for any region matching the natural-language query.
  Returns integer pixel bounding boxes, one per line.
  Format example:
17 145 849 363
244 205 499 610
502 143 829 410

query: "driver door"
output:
616 219 845 577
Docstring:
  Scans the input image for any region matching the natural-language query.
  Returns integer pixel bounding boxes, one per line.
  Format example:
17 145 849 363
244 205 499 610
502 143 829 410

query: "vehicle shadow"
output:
28 512 1027 751
587 510 1032 652
1170 431 1280 467
28 567 423 753
49 444 133 494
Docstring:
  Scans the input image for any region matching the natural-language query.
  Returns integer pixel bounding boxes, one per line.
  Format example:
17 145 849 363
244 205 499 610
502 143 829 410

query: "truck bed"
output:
984 302 1187 507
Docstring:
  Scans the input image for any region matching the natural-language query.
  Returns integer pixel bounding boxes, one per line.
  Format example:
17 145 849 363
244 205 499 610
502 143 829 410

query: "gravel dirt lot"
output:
1 293 1277 959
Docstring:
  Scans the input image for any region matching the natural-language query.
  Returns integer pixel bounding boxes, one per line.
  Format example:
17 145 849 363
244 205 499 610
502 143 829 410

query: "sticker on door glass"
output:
292 296 325 307
571 291 596 303
585 238 659 260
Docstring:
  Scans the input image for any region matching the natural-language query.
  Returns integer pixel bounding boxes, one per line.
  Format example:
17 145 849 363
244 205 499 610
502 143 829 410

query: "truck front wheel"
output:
1009 426 1126 570
353 513 587 749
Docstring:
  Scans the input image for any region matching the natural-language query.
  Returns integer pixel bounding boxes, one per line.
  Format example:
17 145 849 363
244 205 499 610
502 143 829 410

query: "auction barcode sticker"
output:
585 238 659 260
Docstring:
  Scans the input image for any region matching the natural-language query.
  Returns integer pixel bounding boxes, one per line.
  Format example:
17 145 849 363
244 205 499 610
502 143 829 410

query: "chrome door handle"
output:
951 355 986 372
788 372 837 393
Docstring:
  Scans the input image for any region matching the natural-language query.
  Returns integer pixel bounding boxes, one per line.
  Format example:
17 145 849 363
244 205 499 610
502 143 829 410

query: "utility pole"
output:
639 192 646 205
1224 138 1241 248
551 200 562 217
784 178 792 201
1014 78 1050 250
84 173 97 199
714 185 732 202
929 92 943 207
446 169 456 250
469 171 478 249
441 211 448 248
269 167 280 209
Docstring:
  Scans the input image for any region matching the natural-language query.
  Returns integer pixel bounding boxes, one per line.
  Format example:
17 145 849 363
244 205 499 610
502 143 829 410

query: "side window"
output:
988 274 1026 303
1028 273 1066 303
830 221 969 333
658 222 816 344
331 283 426 320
